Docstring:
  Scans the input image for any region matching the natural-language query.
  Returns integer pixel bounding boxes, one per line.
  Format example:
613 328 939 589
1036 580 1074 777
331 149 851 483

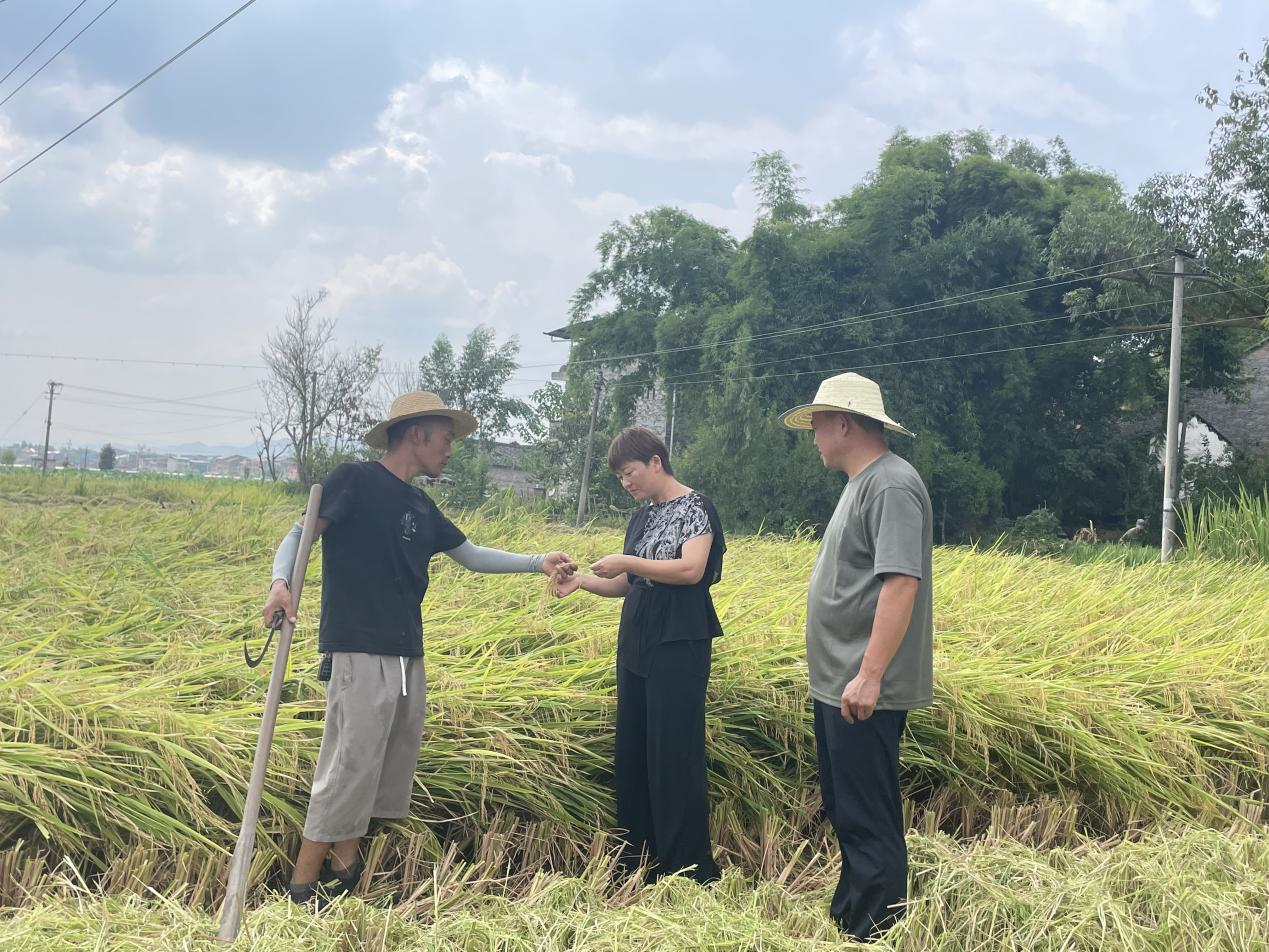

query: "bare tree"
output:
261 289 381 485
253 380 291 481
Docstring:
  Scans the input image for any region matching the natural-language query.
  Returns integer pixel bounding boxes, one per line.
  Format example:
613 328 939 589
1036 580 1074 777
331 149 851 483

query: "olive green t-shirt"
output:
806 452 934 710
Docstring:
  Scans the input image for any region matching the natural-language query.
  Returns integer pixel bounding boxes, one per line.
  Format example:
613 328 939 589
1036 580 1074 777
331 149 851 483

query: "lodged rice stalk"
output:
0 825 1266 951
0 473 1266 900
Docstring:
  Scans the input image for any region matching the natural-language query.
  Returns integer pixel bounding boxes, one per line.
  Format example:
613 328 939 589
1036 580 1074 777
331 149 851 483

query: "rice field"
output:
1181 486 1269 563
1 472 1267 950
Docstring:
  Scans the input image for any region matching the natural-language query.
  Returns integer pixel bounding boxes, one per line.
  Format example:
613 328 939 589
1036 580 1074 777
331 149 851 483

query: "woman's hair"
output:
607 426 673 476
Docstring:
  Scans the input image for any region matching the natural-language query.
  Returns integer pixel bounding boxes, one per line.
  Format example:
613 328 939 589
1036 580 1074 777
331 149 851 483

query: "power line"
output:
58 414 257 441
524 252 1167 370
58 396 258 420
799 316 1256 380
1190 259 1269 311
62 383 258 413
0 352 554 385
0 0 123 111
0 0 88 87
0 392 43 439
652 281 1269 388
611 316 1256 393
0 351 263 369
0 0 261 188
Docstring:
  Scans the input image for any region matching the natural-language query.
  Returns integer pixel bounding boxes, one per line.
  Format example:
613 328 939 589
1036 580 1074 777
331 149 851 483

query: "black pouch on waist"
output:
317 652 333 682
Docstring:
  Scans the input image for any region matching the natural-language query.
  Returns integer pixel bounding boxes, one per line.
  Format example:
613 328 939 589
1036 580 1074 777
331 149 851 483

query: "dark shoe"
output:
321 858 364 899
288 881 318 905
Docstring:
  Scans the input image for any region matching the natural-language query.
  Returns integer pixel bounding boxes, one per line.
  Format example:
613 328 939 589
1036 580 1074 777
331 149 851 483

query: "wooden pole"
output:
217 483 322 942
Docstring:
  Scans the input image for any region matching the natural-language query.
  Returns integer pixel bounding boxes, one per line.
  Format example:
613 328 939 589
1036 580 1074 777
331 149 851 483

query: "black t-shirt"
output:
617 491 726 671
315 461 466 656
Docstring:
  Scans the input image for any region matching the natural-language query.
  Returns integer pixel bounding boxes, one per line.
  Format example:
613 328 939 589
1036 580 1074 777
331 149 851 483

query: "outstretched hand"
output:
552 571 585 598
542 551 577 578
590 554 628 579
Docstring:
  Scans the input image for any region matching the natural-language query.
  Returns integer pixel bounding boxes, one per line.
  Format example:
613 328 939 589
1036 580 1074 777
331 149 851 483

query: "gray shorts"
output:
302 652 427 843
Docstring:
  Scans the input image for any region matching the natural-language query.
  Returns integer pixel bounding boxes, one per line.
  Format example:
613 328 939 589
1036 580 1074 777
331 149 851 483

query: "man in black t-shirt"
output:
261 391 575 904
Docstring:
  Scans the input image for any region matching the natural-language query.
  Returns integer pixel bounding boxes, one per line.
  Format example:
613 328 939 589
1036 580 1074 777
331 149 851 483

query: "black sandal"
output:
288 880 318 905
322 858 364 898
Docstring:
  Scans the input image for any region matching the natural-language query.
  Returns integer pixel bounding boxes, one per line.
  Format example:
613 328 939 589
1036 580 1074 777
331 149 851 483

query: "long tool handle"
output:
218 483 322 943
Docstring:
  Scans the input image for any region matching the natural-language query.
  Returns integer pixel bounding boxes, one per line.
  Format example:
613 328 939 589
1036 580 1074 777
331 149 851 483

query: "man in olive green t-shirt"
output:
780 372 933 942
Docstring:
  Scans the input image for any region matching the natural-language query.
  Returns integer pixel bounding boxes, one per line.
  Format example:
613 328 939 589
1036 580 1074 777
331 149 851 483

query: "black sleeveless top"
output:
617 491 726 671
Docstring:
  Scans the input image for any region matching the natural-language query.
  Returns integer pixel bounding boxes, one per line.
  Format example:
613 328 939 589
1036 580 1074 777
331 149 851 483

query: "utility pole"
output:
40 380 62 474
575 377 603 526
667 387 678 462
1161 251 1190 562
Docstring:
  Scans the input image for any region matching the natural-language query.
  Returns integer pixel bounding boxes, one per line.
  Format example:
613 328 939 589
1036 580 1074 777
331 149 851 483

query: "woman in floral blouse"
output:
554 426 726 884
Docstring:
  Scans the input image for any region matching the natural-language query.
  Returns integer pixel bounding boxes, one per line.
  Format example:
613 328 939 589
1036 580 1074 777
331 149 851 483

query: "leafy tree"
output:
416 326 528 507
98 443 115 471
417 326 528 438
750 150 811 223
0 448 15 466
561 130 1253 539
1136 38 1269 298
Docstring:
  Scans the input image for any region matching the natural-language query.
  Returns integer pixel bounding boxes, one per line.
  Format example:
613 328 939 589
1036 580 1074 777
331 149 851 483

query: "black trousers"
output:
614 639 720 884
813 700 908 941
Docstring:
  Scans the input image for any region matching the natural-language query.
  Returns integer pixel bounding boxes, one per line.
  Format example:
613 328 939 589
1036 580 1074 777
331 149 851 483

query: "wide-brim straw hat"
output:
363 391 479 450
779 372 915 438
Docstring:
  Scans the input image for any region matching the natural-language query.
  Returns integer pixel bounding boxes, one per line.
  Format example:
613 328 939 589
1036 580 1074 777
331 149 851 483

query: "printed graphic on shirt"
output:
635 491 711 561
400 511 417 543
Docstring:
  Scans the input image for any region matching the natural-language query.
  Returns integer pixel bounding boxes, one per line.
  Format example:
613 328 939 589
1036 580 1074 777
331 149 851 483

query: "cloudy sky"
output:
1 0 1264 451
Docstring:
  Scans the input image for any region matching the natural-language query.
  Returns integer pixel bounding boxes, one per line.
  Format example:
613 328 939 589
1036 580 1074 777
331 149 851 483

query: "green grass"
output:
1180 485 1269 562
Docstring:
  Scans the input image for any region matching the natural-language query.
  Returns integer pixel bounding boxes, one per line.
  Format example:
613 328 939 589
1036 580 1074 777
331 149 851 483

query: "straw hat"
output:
779 372 915 438
363 391 479 450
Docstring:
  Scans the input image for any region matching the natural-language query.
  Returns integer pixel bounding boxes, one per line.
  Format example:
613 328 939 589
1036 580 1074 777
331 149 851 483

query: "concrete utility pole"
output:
667 387 678 462
1161 251 1190 562
40 380 62 474
575 377 603 526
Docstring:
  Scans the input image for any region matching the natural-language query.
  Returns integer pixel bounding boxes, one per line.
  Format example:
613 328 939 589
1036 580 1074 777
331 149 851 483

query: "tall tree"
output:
750 150 812 223
416 326 528 507
565 130 1253 537
417 326 528 439
98 443 115 471
1137 38 1269 283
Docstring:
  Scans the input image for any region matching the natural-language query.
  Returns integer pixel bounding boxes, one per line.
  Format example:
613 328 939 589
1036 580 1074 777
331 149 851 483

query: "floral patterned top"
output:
633 491 713 561
618 490 727 671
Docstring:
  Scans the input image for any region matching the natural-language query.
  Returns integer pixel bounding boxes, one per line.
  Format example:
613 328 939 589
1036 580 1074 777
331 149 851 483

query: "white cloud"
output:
1037 0 1150 45
0 54 890 445
846 0 1138 128
407 58 881 165
220 163 324 226
483 151 575 183
329 250 467 298
78 150 190 251
1188 0 1221 16
642 43 732 83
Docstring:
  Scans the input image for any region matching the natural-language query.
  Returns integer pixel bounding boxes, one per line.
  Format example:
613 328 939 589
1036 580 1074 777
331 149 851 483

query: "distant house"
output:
1187 338 1269 462
489 441 543 500
545 320 671 437
20 446 61 468
208 454 254 479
